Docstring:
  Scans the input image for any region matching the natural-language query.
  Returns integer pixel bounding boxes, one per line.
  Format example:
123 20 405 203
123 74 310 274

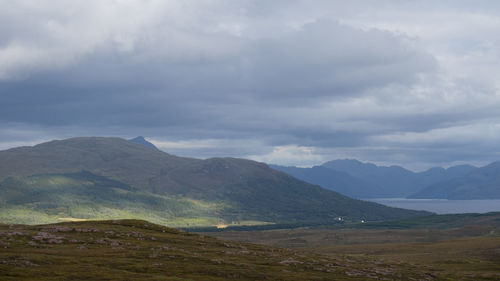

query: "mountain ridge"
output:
0 137 429 226
410 161 500 199
272 159 477 198
269 164 382 199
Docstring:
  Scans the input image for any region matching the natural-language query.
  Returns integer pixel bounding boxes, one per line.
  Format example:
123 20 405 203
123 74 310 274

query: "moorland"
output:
0 219 441 281
1 137 499 280
208 212 500 280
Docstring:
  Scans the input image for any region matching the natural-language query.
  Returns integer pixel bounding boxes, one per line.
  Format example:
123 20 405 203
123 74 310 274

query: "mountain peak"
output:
128 136 159 150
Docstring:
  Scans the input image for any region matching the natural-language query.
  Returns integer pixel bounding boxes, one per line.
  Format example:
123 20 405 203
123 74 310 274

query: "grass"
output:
0 172 235 227
0 220 441 280
348 212 500 230
208 214 500 280
2 214 500 280
0 170 428 228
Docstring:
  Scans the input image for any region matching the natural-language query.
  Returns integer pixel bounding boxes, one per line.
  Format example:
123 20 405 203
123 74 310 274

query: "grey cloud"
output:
0 18 432 124
0 1 500 169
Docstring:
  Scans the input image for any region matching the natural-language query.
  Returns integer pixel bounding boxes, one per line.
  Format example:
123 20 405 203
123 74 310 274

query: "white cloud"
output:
248 145 324 167
0 0 247 79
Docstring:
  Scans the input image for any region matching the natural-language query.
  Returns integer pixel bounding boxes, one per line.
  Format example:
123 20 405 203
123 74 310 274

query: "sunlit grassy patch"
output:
0 172 241 227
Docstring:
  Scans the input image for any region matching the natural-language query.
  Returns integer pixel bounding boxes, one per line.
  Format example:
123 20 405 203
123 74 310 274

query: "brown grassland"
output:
0 219 445 280
208 221 500 280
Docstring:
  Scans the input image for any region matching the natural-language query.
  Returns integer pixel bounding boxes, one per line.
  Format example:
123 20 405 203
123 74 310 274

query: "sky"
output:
1 0 500 170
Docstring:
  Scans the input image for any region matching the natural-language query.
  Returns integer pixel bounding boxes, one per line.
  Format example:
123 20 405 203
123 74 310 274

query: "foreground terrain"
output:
0 219 441 280
208 213 500 280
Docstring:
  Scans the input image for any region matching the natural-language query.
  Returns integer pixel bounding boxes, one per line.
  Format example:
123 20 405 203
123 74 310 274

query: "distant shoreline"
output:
366 198 500 214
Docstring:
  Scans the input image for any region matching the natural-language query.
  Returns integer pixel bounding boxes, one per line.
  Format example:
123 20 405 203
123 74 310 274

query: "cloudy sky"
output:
1 0 500 170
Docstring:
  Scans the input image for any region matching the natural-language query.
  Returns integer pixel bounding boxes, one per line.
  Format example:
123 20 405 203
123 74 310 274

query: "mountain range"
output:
271 159 478 199
410 161 500 199
0 137 428 226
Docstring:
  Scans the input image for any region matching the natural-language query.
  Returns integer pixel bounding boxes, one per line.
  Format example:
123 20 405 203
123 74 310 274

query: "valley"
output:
207 212 500 280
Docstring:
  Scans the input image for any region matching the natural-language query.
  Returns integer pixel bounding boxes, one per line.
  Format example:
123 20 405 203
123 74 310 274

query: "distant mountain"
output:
413 165 478 191
410 162 500 199
128 136 159 150
0 137 429 226
321 159 422 197
273 159 476 198
270 165 382 199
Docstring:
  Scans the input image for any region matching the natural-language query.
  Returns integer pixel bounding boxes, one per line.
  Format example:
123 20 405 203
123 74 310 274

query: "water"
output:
366 198 500 214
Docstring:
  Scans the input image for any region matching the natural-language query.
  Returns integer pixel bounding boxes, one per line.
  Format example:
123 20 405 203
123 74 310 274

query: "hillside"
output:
410 162 500 199
0 137 191 192
273 159 476 198
0 219 441 280
0 171 221 226
0 137 428 226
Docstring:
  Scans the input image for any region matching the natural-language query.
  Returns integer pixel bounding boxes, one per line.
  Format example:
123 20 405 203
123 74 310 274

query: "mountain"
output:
273 159 476 198
128 136 159 150
0 137 428 226
410 161 500 199
321 159 422 197
0 171 218 226
270 165 382 199
412 164 478 191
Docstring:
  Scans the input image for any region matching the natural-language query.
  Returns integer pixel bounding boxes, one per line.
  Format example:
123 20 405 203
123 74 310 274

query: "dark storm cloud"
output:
0 20 433 126
1 1 500 169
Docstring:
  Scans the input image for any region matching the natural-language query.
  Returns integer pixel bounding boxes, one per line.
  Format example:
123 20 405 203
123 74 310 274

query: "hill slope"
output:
410 162 500 199
0 137 190 192
0 220 439 281
0 137 429 226
0 171 221 226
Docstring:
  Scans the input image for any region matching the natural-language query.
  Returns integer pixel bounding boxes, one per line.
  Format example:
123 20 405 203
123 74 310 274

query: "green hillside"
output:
0 171 223 227
0 137 429 226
